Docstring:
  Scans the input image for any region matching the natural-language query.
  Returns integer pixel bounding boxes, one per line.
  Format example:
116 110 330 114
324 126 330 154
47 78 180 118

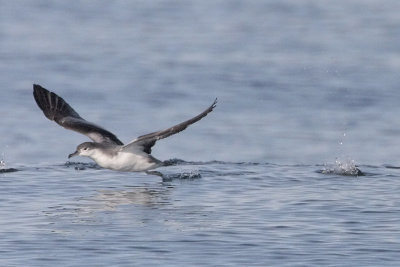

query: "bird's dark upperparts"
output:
33 84 217 172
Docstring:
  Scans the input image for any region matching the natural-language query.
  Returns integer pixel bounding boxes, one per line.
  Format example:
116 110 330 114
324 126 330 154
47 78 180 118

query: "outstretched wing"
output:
33 84 124 145
123 98 217 154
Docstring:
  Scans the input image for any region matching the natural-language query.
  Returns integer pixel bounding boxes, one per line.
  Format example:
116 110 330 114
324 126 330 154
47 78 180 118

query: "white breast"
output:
90 150 161 172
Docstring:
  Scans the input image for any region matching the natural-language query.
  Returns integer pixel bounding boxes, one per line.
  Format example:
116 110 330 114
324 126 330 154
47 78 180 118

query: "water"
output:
1 0 400 266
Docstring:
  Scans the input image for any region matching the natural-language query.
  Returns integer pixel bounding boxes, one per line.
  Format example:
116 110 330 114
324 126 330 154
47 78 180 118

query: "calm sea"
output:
1 0 400 266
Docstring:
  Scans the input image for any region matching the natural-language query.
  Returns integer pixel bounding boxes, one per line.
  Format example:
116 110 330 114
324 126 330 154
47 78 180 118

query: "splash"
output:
162 170 202 181
319 132 364 176
64 161 102 171
163 158 188 166
321 157 363 176
0 149 5 168
0 151 18 173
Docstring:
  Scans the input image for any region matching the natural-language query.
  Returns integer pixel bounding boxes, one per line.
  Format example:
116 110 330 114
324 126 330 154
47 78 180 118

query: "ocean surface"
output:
1 0 400 266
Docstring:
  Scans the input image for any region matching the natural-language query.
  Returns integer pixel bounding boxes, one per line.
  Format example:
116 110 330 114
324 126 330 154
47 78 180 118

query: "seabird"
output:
33 84 217 172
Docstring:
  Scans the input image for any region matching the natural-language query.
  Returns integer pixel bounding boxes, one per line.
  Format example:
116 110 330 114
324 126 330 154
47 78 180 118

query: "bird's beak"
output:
68 150 79 158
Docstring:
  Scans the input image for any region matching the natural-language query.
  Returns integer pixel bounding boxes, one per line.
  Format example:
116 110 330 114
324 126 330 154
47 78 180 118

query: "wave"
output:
0 158 19 173
0 158 390 178
63 161 103 171
0 168 19 173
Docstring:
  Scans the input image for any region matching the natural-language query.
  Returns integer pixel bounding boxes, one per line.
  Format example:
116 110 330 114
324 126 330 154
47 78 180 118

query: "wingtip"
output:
212 98 218 109
33 84 47 95
34 83 49 90
33 84 41 102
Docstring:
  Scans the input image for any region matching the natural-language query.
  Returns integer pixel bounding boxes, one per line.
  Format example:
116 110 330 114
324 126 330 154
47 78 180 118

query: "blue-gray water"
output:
1 1 400 266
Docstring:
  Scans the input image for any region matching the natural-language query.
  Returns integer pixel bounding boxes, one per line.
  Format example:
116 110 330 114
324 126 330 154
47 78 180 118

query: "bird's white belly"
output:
93 151 160 172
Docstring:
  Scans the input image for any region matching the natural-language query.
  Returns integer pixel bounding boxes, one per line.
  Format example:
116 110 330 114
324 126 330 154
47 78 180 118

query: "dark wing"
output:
33 84 124 145
122 98 217 154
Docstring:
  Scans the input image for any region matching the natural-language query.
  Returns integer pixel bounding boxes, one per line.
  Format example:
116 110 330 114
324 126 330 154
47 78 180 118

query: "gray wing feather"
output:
33 84 124 145
123 98 217 154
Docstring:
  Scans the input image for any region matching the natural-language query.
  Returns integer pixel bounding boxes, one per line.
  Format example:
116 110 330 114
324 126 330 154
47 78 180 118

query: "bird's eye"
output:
83 147 88 151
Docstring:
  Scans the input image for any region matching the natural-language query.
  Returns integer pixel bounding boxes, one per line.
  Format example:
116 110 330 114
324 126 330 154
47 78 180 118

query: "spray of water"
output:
0 150 5 169
321 132 363 176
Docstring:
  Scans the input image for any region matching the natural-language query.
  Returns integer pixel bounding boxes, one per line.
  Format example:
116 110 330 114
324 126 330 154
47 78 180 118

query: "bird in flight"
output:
33 84 217 172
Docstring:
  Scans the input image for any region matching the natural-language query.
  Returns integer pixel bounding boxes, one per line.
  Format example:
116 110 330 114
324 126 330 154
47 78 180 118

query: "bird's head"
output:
68 142 98 158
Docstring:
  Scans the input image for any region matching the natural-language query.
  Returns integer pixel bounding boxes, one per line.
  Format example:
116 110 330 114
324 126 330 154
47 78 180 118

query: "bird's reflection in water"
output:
79 171 200 213
89 187 170 211
45 171 201 227
81 184 172 212
43 184 173 235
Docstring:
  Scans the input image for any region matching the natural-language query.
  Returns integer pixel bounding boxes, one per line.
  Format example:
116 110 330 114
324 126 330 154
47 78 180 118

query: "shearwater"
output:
33 84 217 172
